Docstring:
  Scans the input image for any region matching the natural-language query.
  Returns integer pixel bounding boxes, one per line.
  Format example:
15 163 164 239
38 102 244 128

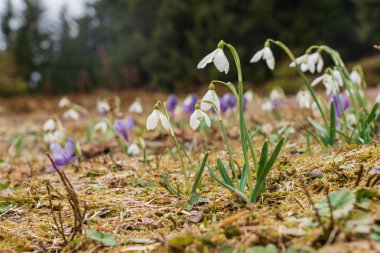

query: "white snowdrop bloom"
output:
58 96 71 108
43 118 56 132
350 70 361 86
97 101 110 115
261 100 273 111
332 70 343 87
375 93 380 104
290 52 323 73
311 72 341 95
63 108 80 120
201 84 220 112
197 42 229 74
244 90 254 103
296 90 312 109
94 121 108 134
250 46 275 70
43 130 64 143
146 107 171 133
127 143 140 156
128 99 143 114
346 113 357 126
190 107 211 131
269 88 285 102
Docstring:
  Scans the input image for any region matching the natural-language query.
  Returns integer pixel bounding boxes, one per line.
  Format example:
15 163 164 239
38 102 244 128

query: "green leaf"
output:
366 103 378 125
329 101 336 146
315 188 355 218
246 243 278 253
191 153 208 194
257 140 269 193
161 174 184 197
216 159 234 187
188 193 206 206
0 204 13 213
86 229 117 246
238 164 247 192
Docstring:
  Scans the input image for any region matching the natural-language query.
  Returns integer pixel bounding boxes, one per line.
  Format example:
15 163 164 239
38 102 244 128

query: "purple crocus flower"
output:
114 117 135 142
183 94 198 114
329 93 349 117
223 93 237 109
166 94 177 114
50 138 76 167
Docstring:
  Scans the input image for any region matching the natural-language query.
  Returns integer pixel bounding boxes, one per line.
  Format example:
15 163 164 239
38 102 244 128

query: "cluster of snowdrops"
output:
43 39 380 204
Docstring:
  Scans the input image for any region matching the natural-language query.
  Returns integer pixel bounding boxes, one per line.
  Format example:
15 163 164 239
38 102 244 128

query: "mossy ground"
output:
1 90 380 252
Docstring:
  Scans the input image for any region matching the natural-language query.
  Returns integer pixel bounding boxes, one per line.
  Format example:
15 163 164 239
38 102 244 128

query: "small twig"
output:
366 174 376 187
371 175 380 187
354 165 364 187
292 197 305 210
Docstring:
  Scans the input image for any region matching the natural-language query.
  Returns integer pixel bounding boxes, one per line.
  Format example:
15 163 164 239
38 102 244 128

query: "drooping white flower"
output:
97 101 110 116
290 52 324 74
250 46 275 70
127 143 140 156
190 107 211 130
43 130 64 143
269 88 285 102
350 70 361 86
296 90 312 109
346 113 357 126
58 96 71 108
261 100 273 111
63 109 80 120
311 71 343 95
244 90 254 103
197 42 229 74
94 121 108 133
128 98 143 114
146 106 171 133
201 84 220 112
43 118 56 132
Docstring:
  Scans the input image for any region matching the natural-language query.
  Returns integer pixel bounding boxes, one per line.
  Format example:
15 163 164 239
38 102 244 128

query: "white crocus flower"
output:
296 90 311 109
190 105 211 130
350 70 361 86
43 119 56 132
261 100 273 111
94 121 108 133
250 46 275 70
197 42 229 74
58 96 71 108
129 98 143 114
201 84 220 112
63 108 80 120
146 105 171 133
127 144 140 156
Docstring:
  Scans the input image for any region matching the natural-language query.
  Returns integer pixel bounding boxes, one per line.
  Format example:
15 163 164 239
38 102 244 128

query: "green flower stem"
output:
160 102 190 194
267 39 328 128
219 118 238 182
223 41 253 194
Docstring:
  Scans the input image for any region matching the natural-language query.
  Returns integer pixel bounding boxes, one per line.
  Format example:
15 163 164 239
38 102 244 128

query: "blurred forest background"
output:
0 0 379 96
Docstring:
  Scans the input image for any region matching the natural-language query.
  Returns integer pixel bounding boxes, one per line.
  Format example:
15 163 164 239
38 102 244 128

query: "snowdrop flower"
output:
128 98 143 114
166 94 177 114
50 138 76 168
261 100 273 111
312 71 343 95
289 52 324 73
63 109 80 120
183 94 198 114
146 104 172 133
296 90 312 109
197 41 229 74
43 119 56 132
190 104 211 130
244 90 254 103
270 88 285 102
58 96 71 108
346 113 357 126
94 121 108 134
43 130 64 143
375 93 380 104
350 70 361 86
127 143 140 156
114 117 135 142
250 45 275 70
97 100 110 116
329 93 349 117
201 84 220 112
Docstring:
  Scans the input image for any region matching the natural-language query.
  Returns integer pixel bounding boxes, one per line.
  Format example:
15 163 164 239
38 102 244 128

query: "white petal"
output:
159 112 170 131
129 100 143 114
213 48 229 74
376 93 380 104
333 70 343 87
244 91 254 102
201 90 220 112
197 49 217 69
317 57 324 73
250 48 264 63
263 47 273 60
43 119 56 132
199 110 211 127
301 63 309 72
190 111 200 130
311 74 326 87
127 144 140 156
266 56 275 70
94 121 108 133
350 71 361 85
289 54 306 67
146 110 159 130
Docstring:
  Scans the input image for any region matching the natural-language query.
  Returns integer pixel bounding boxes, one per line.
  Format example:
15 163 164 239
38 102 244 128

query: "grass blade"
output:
161 174 184 198
239 164 247 192
191 153 209 194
